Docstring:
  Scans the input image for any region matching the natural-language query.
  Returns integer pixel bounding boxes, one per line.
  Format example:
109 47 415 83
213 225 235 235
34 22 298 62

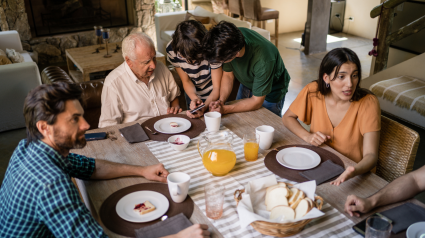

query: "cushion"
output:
6 48 24 63
184 12 210 24
160 30 174 42
0 49 6 57
0 55 12 65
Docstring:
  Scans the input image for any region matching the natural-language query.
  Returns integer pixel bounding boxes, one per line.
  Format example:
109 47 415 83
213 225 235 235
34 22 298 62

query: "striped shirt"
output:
0 140 106 238
166 41 221 100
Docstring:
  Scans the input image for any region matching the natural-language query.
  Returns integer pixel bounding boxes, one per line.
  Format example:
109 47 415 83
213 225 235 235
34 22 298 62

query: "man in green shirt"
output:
203 21 291 117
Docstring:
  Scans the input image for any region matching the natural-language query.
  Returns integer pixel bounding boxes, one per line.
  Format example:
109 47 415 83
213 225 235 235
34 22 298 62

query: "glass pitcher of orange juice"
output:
197 131 236 176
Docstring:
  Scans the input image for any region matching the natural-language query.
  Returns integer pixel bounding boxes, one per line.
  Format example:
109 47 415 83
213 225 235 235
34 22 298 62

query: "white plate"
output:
116 191 169 223
407 222 425 238
154 117 191 134
276 147 321 170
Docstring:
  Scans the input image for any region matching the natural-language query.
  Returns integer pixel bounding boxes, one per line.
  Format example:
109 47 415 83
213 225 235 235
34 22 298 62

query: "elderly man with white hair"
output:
99 33 182 128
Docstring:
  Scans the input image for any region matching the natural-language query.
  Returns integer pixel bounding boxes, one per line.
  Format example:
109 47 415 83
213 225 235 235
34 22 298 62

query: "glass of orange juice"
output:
243 132 260 161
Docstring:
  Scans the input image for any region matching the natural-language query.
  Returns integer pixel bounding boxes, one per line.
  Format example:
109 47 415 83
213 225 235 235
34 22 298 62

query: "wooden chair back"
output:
377 116 420 182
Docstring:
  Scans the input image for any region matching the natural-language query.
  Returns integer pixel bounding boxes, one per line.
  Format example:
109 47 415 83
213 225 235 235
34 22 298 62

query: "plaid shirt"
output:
0 140 107 237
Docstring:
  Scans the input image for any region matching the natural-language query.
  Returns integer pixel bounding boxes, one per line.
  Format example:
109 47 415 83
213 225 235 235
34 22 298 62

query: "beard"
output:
53 127 87 151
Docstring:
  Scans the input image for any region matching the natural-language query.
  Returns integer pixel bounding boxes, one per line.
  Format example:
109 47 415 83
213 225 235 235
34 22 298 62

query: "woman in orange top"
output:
282 48 380 186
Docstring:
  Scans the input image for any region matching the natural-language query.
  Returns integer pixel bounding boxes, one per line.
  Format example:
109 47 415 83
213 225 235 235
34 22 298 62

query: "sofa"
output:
0 31 42 132
155 6 271 55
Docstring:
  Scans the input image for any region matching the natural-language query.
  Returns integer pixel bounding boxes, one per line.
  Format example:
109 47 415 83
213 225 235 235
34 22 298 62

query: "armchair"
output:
0 62 42 132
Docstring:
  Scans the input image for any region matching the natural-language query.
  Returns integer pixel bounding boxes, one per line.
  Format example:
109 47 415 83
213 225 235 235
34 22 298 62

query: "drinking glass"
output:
94 26 104 50
102 28 112 58
365 216 392 238
243 132 259 162
204 183 225 219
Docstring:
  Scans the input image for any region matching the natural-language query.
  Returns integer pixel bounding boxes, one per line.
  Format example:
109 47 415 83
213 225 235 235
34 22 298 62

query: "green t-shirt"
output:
223 28 291 103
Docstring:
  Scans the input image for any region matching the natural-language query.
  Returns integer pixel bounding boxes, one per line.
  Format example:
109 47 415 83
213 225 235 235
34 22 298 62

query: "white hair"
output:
122 32 155 61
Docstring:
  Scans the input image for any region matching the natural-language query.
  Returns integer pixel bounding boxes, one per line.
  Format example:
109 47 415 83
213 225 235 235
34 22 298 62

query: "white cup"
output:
204 112 221 132
167 172 191 203
255 125 275 150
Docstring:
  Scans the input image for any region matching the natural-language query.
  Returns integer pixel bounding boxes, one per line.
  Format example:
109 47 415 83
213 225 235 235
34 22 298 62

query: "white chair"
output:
154 6 270 55
0 31 42 132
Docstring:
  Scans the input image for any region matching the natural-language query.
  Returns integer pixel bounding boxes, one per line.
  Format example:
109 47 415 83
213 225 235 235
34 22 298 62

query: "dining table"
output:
71 106 425 238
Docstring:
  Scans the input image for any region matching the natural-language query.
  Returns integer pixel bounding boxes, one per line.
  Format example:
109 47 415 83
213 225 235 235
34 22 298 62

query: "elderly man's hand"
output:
209 100 224 114
167 107 182 114
140 163 169 183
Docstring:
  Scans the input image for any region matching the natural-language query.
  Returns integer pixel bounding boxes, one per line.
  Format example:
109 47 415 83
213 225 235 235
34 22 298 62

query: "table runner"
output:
146 127 361 238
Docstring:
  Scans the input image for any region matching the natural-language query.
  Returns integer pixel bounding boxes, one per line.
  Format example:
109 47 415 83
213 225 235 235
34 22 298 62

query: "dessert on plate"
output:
134 201 156 215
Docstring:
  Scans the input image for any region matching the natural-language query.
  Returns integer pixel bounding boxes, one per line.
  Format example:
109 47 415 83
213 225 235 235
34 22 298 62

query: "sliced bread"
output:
290 190 306 209
266 187 289 211
295 199 312 219
270 205 295 221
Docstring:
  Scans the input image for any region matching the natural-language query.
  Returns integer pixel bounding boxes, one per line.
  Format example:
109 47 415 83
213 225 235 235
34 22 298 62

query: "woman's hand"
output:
305 132 331 146
330 166 356 186
190 98 203 110
186 99 204 118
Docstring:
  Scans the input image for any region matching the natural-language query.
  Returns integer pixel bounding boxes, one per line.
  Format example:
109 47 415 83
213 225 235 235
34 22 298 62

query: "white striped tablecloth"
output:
146 127 362 238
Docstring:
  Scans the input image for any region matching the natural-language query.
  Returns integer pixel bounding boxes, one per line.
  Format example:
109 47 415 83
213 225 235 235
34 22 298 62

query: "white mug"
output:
167 172 191 203
255 125 275 150
204 112 221 132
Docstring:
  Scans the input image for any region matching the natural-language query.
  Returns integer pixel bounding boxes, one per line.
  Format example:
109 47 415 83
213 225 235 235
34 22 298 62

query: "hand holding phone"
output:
190 104 205 114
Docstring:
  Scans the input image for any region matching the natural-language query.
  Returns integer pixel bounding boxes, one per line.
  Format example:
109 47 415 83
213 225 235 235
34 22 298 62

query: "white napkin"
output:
237 175 325 228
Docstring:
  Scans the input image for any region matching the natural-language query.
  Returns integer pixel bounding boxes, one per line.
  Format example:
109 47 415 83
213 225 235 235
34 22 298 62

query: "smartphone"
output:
190 104 205 114
85 132 107 141
353 213 393 237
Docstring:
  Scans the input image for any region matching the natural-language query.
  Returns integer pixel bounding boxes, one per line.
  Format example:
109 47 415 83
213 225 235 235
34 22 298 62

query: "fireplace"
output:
26 0 130 37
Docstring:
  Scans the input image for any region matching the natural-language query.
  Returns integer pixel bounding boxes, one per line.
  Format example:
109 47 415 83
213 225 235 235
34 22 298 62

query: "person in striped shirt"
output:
166 20 223 118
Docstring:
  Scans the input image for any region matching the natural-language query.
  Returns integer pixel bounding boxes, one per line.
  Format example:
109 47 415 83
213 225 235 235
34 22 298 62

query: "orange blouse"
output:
289 82 381 163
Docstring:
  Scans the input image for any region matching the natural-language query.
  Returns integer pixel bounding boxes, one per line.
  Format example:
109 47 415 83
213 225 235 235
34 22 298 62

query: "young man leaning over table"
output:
0 83 210 238
98 32 183 128
202 21 291 117
345 165 425 217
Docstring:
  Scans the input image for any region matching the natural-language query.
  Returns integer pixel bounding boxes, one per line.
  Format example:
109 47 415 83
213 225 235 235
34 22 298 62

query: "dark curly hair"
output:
202 21 245 64
171 20 207 65
23 82 83 145
315 47 372 101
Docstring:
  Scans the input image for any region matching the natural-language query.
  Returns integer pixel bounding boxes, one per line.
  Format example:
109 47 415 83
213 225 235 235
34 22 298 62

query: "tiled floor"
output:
1 31 424 203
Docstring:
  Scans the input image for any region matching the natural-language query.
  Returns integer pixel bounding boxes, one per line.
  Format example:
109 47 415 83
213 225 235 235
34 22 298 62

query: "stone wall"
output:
0 0 156 65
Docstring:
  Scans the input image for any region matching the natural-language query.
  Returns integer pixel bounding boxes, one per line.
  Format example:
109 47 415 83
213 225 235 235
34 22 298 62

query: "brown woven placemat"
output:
264 145 345 183
99 183 194 237
141 114 206 141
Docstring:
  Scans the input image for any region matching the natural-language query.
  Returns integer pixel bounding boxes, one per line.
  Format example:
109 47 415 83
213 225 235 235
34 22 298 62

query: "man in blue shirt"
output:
0 83 210 238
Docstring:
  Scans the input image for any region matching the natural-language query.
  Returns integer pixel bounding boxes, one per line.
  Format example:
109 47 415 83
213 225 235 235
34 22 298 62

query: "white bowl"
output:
168 135 190 151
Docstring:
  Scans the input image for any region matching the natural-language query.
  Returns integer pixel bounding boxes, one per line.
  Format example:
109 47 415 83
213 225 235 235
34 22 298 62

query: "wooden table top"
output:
65 43 124 72
71 108 424 238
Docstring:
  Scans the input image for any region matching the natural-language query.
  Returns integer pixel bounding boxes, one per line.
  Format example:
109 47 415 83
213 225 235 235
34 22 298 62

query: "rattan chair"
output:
376 116 420 182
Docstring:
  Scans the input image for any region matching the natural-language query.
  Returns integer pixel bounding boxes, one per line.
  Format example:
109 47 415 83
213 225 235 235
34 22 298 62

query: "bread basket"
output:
234 186 324 237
